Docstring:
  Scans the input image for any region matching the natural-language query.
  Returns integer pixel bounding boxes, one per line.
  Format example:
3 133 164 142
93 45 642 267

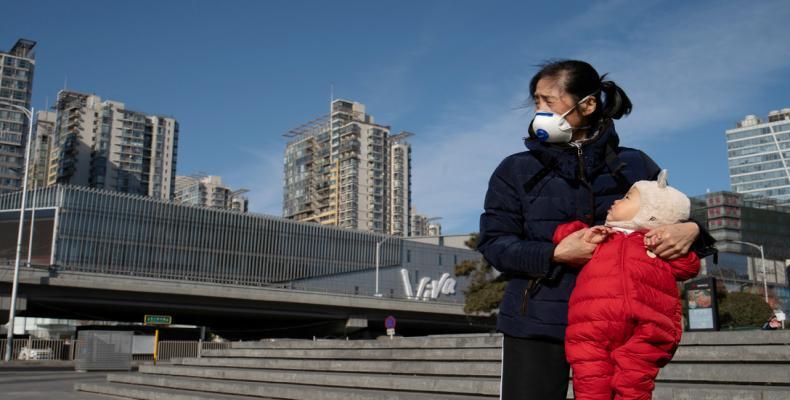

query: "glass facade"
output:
690 191 790 310
726 111 790 205
0 185 478 303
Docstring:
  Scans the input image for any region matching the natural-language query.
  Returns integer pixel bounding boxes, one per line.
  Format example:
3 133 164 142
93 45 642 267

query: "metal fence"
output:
0 338 74 361
133 341 232 361
0 338 231 362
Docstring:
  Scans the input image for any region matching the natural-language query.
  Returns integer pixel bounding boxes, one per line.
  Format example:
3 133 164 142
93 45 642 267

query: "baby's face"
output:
607 187 641 223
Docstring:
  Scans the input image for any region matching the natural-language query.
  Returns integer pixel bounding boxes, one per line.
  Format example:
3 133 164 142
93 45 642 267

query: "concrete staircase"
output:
75 331 790 400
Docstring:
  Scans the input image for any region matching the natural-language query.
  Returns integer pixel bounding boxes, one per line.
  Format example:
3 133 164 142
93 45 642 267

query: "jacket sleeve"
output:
686 218 718 260
667 251 701 281
477 157 559 278
553 221 589 245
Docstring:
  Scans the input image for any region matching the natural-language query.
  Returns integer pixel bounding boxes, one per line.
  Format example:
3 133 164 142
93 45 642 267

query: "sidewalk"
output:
0 360 75 371
0 367 107 400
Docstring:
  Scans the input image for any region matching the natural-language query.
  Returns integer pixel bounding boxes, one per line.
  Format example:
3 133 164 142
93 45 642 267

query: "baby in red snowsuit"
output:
554 170 700 400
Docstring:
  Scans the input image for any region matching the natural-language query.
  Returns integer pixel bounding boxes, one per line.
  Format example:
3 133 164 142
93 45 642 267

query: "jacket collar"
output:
525 119 620 180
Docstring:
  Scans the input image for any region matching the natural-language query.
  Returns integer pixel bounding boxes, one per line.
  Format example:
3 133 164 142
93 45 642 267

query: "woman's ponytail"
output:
599 74 632 120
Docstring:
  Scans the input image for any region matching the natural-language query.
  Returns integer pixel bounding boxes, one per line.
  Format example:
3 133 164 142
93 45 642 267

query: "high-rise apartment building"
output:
29 110 55 188
389 131 413 236
283 99 412 235
410 209 442 237
725 109 790 206
174 174 249 212
0 39 36 192
47 90 179 200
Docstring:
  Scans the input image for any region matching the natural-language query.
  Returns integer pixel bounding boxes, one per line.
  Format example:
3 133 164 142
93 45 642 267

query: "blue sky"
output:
3 0 789 234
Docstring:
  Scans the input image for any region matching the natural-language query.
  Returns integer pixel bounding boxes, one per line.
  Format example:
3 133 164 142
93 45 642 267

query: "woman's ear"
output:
580 96 597 117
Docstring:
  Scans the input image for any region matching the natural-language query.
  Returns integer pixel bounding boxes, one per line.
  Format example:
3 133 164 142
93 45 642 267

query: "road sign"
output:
384 315 396 329
144 315 172 326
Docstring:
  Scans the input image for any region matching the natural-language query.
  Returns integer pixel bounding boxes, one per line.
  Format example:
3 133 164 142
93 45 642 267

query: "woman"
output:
478 60 715 400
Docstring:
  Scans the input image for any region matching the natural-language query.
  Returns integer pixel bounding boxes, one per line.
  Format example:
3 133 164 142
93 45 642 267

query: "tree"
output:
454 233 507 314
718 291 773 328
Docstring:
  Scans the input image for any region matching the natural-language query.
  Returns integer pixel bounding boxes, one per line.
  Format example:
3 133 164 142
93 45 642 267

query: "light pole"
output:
1 101 34 361
26 140 39 266
374 235 399 298
730 240 769 304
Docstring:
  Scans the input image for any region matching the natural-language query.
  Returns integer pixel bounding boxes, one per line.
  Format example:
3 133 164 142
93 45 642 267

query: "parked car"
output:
18 346 51 360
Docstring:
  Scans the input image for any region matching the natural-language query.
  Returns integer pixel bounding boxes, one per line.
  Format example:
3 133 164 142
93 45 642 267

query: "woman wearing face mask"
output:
477 60 716 400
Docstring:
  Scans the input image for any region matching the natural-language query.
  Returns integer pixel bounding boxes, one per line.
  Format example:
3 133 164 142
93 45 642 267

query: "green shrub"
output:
718 291 773 328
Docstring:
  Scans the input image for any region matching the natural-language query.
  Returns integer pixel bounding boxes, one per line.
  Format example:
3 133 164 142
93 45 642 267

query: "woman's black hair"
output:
528 60 632 121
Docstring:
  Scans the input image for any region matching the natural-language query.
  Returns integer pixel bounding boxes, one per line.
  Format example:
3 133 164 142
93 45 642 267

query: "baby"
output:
553 170 700 400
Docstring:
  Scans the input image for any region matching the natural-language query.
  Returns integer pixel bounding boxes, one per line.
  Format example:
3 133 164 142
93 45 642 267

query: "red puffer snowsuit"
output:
553 221 700 400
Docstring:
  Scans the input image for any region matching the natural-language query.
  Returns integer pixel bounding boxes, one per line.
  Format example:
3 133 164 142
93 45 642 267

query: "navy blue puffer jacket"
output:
478 121 660 341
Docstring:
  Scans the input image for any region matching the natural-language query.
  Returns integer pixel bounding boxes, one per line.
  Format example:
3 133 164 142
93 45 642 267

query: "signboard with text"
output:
144 315 172 326
685 277 719 331
385 315 396 337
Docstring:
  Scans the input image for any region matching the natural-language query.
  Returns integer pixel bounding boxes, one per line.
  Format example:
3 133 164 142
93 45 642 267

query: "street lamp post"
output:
374 236 399 298
26 145 39 266
1 101 34 361
731 240 769 304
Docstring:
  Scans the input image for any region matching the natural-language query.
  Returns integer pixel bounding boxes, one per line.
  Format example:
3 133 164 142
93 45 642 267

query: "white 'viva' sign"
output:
400 268 456 300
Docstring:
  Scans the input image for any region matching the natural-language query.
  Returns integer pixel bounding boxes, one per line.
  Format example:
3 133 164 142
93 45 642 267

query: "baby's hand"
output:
581 225 611 244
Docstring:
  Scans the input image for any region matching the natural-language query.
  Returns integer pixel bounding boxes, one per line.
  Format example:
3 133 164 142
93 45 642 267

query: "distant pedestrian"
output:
762 315 781 330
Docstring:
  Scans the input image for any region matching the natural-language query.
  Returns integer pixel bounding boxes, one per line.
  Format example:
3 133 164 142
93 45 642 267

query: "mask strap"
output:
560 94 595 118
561 93 598 130
559 103 578 119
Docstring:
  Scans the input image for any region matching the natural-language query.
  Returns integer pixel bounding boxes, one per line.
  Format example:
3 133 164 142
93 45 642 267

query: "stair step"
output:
203 346 790 363
202 347 500 360
76 380 274 400
137 364 500 395
104 373 498 400
231 335 503 350
174 357 501 376
680 331 790 346
671 344 790 362
651 382 790 400
657 363 790 384
568 381 790 400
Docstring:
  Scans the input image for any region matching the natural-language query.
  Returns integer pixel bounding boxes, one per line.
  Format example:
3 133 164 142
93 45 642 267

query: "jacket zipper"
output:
520 278 541 316
571 142 596 225
619 235 633 319
571 142 586 183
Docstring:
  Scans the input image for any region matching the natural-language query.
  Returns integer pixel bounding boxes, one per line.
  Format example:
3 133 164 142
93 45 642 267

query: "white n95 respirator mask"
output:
528 94 594 143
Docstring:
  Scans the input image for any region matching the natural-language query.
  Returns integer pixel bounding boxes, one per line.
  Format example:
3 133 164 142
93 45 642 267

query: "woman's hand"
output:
552 229 597 267
644 222 700 260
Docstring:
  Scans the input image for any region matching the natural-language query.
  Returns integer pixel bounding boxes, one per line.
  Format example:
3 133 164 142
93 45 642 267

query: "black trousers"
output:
500 335 570 400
